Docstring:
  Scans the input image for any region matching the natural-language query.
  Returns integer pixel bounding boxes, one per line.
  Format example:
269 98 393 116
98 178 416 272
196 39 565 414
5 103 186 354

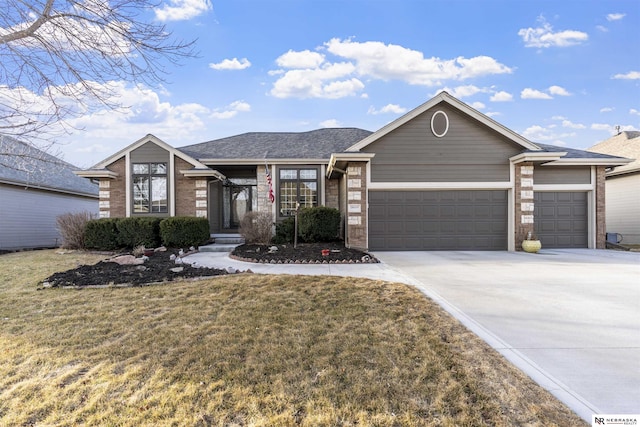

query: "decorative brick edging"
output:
229 255 380 264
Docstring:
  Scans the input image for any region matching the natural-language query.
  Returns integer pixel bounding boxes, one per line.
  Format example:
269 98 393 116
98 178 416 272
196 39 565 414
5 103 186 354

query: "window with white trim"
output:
278 167 318 216
132 163 168 213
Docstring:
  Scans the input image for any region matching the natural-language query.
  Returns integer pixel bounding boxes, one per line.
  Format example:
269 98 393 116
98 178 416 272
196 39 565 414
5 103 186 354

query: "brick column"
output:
104 157 126 218
345 162 367 250
174 157 196 216
514 162 535 250
595 166 606 249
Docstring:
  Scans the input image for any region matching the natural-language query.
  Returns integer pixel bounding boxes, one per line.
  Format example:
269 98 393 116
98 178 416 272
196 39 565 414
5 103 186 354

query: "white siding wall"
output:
0 185 98 250
605 174 640 244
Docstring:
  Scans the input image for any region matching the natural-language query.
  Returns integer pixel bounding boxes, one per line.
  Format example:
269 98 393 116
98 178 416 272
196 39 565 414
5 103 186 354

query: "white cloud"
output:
269 39 512 99
324 38 512 85
210 100 251 119
561 120 585 129
606 13 626 21
485 111 501 118
490 91 513 102
440 85 486 99
596 25 609 33
470 101 486 110
612 71 640 80
518 16 588 48
522 124 576 142
521 88 553 99
629 109 640 116
270 62 364 99
209 58 251 70
367 104 407 115
276 50 325 68
600 107 614 113
591 123 612 131
591 123 636 134
320 119 341 128
155 0 212 21
548 85 571 96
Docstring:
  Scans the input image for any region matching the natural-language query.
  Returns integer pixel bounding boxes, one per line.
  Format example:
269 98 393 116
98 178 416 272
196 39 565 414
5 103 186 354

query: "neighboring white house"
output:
589 131 640 245
0 135 99 250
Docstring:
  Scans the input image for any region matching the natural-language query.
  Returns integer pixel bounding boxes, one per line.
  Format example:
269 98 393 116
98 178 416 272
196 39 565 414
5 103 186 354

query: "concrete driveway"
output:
373 249 640 421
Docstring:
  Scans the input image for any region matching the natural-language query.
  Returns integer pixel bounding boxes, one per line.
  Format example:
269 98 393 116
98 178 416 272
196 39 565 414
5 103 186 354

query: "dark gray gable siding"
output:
361 104 523 182
535 166 592 185
178 128 373 160
130 141 170 163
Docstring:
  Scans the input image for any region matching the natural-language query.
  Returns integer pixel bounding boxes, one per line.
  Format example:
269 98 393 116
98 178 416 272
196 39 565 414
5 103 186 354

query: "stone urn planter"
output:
522 239 542 253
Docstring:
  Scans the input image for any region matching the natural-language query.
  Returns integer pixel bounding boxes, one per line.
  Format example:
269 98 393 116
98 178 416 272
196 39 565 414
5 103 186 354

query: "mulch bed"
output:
42 249 230 288
230 242 379 264
41 243 378 288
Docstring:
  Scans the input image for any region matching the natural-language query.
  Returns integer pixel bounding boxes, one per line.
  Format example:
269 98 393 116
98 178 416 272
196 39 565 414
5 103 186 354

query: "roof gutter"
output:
327 152 375 178
74 169 119 179
509 152 567 164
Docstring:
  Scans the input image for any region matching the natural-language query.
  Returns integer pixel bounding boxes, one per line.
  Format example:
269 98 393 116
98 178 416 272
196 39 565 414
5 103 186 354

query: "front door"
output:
222 179 257 230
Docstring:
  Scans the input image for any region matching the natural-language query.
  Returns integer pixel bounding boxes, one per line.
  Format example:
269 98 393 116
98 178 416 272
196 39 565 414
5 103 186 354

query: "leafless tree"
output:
0 0 197 164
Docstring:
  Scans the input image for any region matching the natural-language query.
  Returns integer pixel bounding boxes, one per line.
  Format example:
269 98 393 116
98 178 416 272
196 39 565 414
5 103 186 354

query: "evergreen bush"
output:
116 217 162 248
298 206 341 242
84 218 121 250
159 217 210 248
272 217 296 244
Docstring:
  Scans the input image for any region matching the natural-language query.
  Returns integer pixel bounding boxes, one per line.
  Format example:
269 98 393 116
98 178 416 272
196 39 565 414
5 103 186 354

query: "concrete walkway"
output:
185 248 640 421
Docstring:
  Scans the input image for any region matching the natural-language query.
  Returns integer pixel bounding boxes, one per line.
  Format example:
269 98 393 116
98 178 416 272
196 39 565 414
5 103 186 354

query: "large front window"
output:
133 163 167 213
279 168 318 216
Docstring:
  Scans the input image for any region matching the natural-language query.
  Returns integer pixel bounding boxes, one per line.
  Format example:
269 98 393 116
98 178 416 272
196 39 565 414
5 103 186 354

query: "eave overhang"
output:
541 158 634 167
510 152 567 164
0 178 98 198
73 169 119 179
179 168 226 180
327 152 376 179
197 158 331 166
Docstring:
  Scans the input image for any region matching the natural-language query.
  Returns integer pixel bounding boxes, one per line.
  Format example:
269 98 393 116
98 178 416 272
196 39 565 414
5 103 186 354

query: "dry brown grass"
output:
0 250 587 426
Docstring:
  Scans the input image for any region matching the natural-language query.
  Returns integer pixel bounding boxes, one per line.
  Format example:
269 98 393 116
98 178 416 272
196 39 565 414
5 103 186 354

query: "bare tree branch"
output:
0 0 199 166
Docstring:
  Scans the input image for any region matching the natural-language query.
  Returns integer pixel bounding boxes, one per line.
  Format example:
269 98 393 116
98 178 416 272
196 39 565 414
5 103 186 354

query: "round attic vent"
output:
431 110 449 138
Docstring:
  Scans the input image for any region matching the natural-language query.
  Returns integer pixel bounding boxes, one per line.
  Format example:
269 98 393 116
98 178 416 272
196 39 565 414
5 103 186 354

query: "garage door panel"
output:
369 190 507 250
534 192 588 248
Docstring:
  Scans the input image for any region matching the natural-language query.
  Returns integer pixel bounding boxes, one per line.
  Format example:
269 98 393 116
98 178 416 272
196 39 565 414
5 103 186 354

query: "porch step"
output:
199 234 245 252
211 234 245 245
199 243 242 253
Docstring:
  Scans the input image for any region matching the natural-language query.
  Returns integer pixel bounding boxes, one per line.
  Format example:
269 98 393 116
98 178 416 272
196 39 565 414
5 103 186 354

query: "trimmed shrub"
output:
160 217 210 248
56 211 96 249
272 217 296 244
116 217 162 248
239 211 273 244
298 206 341 243
84 218 121 250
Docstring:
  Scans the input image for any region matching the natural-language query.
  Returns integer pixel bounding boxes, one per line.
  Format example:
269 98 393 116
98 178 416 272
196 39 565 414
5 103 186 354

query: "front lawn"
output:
0 250 586 426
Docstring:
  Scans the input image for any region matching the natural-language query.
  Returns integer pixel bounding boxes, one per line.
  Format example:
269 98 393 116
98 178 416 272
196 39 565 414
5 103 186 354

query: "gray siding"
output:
208 181 221 233
363 104 522 182
0 184 98 250
535 166 591 185
130 141 170 163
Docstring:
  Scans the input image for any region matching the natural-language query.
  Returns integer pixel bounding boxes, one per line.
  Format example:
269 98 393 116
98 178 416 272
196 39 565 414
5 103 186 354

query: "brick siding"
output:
174 157 196 216
514 162 535 250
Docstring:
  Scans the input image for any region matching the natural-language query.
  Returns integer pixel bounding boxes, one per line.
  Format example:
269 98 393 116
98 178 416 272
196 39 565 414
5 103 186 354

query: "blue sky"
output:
53 0 639 167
